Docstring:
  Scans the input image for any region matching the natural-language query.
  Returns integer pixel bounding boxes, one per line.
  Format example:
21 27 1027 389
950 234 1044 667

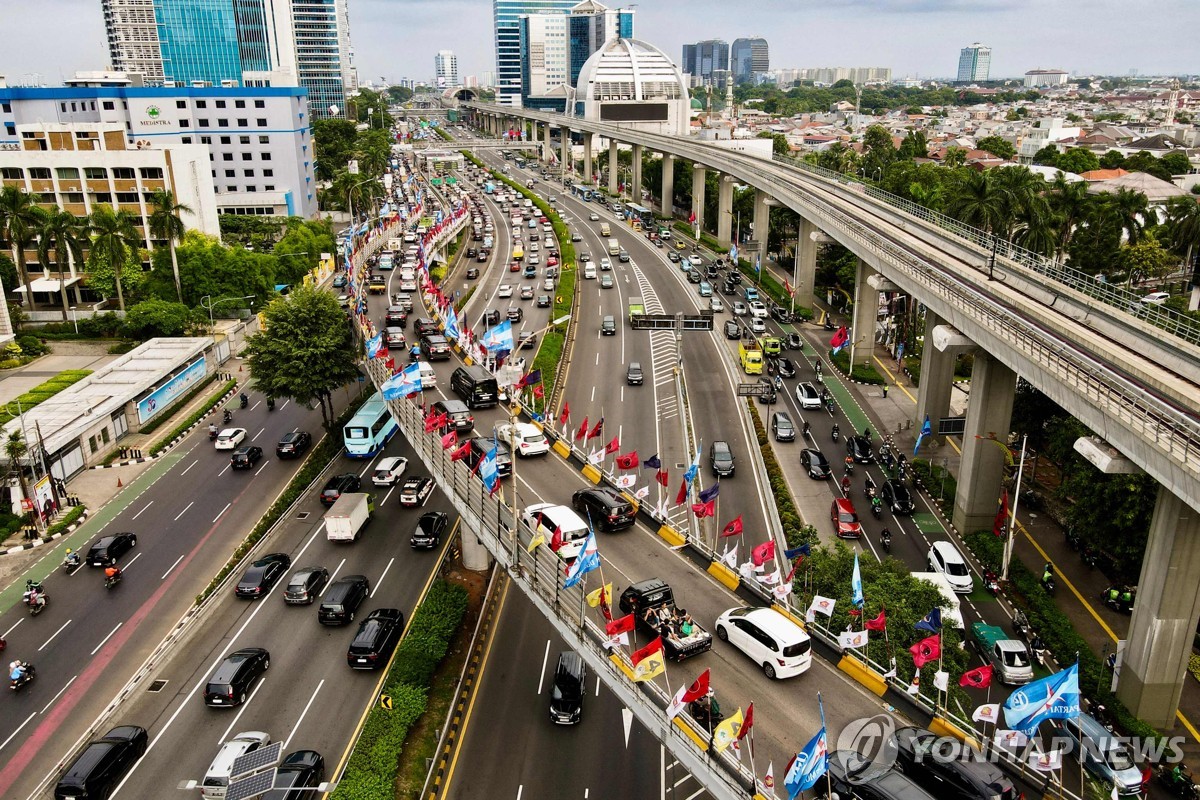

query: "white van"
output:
910 572 965 634
417 362 437 389
201 732 272 799
522 503 589 560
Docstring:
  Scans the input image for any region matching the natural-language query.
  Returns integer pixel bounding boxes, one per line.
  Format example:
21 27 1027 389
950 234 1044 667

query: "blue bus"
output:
344 391 399 457
627 203 655 228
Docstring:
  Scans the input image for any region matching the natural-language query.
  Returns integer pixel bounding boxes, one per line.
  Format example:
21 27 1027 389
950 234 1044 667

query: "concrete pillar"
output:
752 189 771 257
951 352 1017 533
631 144 643 204
850 259 877 367
1118 488 1200 727
915 317 976 446
794 217 818 311
560 126 570 174
460 522 493 571
583 133 594 184
691 164 707 235
661 154 675 217
717 175 734 248
542 123 552 163
608 139 619 195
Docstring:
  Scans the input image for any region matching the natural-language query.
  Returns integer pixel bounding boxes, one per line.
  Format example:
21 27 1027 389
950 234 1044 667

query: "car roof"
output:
740 607 810 644
377 456 404 469
931 540 964 561
833 497 855 511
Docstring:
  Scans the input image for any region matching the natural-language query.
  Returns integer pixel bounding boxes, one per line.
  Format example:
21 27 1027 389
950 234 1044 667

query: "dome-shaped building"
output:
573 38 689 136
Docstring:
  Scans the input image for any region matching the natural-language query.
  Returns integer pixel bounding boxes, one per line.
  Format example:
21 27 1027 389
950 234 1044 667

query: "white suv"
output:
748 300 768 319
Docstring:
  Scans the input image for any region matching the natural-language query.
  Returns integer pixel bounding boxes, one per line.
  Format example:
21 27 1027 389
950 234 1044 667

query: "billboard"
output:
137 357 208 424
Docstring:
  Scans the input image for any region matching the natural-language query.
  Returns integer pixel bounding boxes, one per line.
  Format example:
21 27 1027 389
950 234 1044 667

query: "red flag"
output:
656 469 668 487
549 526 563 552
691 499 715 518
783 560 799 584
688 210 696 224
865 608 887 631
848 609 861 617
450 441 471 461
606 613 636 636
559 402 570 426
721 516 743 537
675 479 688 505
615 451 639 470
992 489 1009 538
680 669 711 705
960 664 994 689
588 417 604 440
440 430 457 449
784 279 795 297
604 435 620 455
424 414 440 434
829 325 849 350
737 703 754 741
910 634 941 668
751 540 775 567
575 416 589 442
631 637 664 668
533 384 544 399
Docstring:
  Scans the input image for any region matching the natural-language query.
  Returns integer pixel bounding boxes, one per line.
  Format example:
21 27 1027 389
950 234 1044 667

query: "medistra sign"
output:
140 104 172 127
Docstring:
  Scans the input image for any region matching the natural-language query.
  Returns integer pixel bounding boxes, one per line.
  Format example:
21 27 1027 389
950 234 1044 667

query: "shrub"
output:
16 334 48 356
830 349 886 384
0 370 92 425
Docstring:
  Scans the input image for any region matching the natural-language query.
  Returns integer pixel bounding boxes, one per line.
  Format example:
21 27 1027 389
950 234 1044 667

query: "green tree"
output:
0 186 44 311
148 188 193 302
1160 151 1191 176
1056 148 1101 175
1164 196 1200 275
385 85 413 104
945 170 1006 234
1031 145 1061 167
976 135 1016 160
350 88 392 129
942 147 967 168
1097 187 1150 245
0 252 17 294
87 205 144 312
243 285 359 430
274 218 335 284
122 298 204 339
3 430 33 524
860 124 896 179
1067 202 1123 275
1123 151 1171 181
897 130 928 160
145 231 277 307
756 131 790 156
35 207 87 320
1098 150 1126 170
1118 237 1174 285
312 118 360 181
1045 174 1091 257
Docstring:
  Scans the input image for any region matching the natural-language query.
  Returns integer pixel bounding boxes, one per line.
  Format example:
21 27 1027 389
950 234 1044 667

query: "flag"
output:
683 441 701 484
656 469 669 487
444 306 460 341
752 540 775 567
615 451 639 469
830 325 849 354
587 448 604 465
450 441 472 461
643 454 661 470
366 333 384 358
666 669 711 720
784 279 794 297
481 318 514 353
773 581 794 600
755 254 761 275
838 630 869 650
914 414 932 455
615 474 636 488
783 560 799 585
907 670 921 695
533 384 544 399
588 417 604 440
607 614 636 637
882 658 898 679
764 762 774 790
563 531 600 588
575 416 589 443
520 368 542 387
973 703 1001 724
712 708 744 753
634 485 650 499
720 544 737 568
730 244 739 262
675 478 689 505
1002 662 1081 735
631 637 665 682
698 482 720 503
559 402 570 426
586 583 612 608
688 210 696 224
783 543 811 560
1028 747 1063 772
994 729 1028 753
910 634 941 668
865 608 887 631
691 499 715 518
381 362 422 399
851 551 864 607
993 489 1010 538
807 595 835 620
526 532 545 553
440 430 457 449
785 726 828 797
961 665 994 689
479 449 499 495
721 516 743 537
915 608 942 633
760 568 781 586
933 670 950 692
604 435 620 454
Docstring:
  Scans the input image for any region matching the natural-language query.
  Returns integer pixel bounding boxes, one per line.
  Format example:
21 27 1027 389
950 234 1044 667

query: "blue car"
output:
332 274 348 288
744 286 759 302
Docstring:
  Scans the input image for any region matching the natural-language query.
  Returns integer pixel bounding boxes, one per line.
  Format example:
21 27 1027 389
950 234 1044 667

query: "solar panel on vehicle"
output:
231 741 282 780
227 769 276 800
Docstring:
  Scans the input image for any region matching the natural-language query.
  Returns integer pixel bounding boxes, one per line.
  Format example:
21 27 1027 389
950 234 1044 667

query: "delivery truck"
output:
325 492 375 542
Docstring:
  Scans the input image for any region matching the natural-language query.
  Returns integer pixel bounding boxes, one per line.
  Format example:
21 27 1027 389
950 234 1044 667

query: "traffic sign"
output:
380 694 393 710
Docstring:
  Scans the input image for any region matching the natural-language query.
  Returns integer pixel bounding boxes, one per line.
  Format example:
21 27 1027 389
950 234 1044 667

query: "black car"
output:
721 281 738 296
572 487 636 531
276 430 312 459
549 651 586 725
826 750 937 800
230 445 263 470
536 294 551 308
235 553 292 599
384 306 408 328
347 609 405 669
756 377 777 404
432 399 474 432
507 307 524 322
399 475 435 507
263 750 326 800
626 362 643 385
518 331 538 349
882 479 916 514
332 275 348 288
801 449 832 479
411 511 449 549
710 441 735 478
320 473 361 506
847 436 875 463
771 411 795 442
283 566 329 605
203 647 270 707
727 270 743 284
484 309 501 326
724 319 741 339
775 357 796 378
466 247 478 258
55 725 147 800
318 575 370 624
687 269 702 284
892 727 1018 800
87 532 137 566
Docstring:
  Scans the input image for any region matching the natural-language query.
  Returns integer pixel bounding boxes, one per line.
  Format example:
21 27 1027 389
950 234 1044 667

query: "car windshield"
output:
1004 648 1031 668
782 639 811 658
839 511 857 523
946 561 969 576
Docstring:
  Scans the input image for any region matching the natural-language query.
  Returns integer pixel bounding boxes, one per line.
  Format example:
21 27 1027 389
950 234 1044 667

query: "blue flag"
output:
365 333 383 359
785 724 828 797
563 531 600 588
755 255 761 275
784 543 811 560
444 306 460 341
698 482 719 503
482 319 514 353
642 454 661 470
914 607 942 633
851 551 864 607
479 447 499 495
1002 662 1081 734
730 244 739 262
381 362 422 399
683 440 702 485
914 415 932 456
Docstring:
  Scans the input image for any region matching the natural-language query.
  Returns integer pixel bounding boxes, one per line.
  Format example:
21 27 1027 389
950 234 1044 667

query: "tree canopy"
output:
145 231 276 308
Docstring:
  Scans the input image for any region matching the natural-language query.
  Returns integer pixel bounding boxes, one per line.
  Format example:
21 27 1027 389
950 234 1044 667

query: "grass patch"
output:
830 349 886 384
0 370 92 427
747 400 816 547
47 505 86 536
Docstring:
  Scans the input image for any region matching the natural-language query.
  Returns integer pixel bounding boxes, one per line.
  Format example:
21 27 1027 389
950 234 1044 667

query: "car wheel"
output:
130 535 137 546
239 692 246 705
763 662 777 680
349 611 355 622
716 625 728 642
263 658 270 671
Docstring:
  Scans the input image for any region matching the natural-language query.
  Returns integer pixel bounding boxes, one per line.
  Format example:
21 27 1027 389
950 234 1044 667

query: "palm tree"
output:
992 166 1048 241
88 205 141 312
1100 187 1151 245
1165 196 1200 281
36 207 87 321
0 186 45 311
1045 175 1091 257
3 430 33 524
148 188 192 303
946 170 1006 234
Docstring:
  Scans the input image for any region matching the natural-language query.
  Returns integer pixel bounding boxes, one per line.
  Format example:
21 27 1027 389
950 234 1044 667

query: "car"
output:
523 263 538 278
519 285 535 301
727 270 743 284
775 357 796 378
318 575 370 624
571 232 583 242
203 647 270 707
528 254 541 266
721 281 738 296
795 382 821 409
723 319 740 339
507 306 524 322
235 553 292 599
276 430 312 459
846 435 874 463
601 315 616 335
320 473 361 507
465 267 480 279
542 277 555 291
432 399 474 432
347 609 405 670
476 250 489 262
826 750 938 800
497 284 513 298
786 332 803 350
618 249 630 262
517 330 538 349
411 511 449 549
230 445 263 469
55 724 148 800
750 317 766 334
201 732 271 800
710 440 735 477
892 726 1019 800
1052 713 1144 796
547 255 559 266
831 497 863 539
709 296 725 313
600 274 614 289
687 269 702 284
1140 291 1171 305
881 479 915 514
698 281 713 297
583 263 597 279
744 286 760 301
399 475 435 507
549 651 587 724
579 251 591 262
626 361 643 385
667 251 681 263
801 449 832 479
332 274 348 288
927 541 974 593
87 532 137 566
748 300 767 318
731 301 748 316
214 427 247 450
756 376 777 404
465 247 478 258
536 294 551 308
283 566 329 605
336 294 351 309
771 411 795 442
572 487 636 531
599 257 612 271
484 308 501 326
715 607 813 679
372 456 409 486
495 421 550 457
589 212 600 220
263 750 327 799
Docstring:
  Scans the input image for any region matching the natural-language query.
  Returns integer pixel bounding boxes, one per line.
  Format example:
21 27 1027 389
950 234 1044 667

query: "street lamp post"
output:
1000 434 1028 582
69 306 78 335
201 295 257 331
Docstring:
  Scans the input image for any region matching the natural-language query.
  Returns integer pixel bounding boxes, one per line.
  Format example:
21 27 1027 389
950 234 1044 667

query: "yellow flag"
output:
712 708 744 753
632 650 665 682
526 533 545 553
586 583 613 608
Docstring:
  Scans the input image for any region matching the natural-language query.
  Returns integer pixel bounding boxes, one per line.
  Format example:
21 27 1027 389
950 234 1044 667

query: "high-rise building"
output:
514 0 632 110
435 50 460 88
291 0 357 117
102 0 164 84
493 0 577 107
567 0 633 87
956 43 991 83
681 39 729 83
730 37 768 85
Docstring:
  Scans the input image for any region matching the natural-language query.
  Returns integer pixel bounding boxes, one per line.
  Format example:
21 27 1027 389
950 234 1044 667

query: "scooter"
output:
831 424 840 443
1156 764 1200 799
1042 564 1057 597
105 572 122 590
1012 610 1029 639
61 551 81 574
1029 635 1049 669
983 569 1001 596
880 529 891 554
825 397 835 414
223 409 233 424
9 663 36 692
208 425 219 441
870 496 883 520
22 581 47 616
239 393 249 409
267 397 275 411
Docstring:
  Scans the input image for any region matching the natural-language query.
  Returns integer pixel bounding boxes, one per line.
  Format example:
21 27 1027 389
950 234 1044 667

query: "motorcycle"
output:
1080 545 1098 569
9 663 36 692
1042 564 1057 597
105 572 122 590
61 551 81 574
22 581 47 616
223 409 233 424
208 425 219 441
880 529 892 553
831 424 840 443
239 393 249 409
983 569 1001 596
1012 610 1029 639
1029 636 1049 669
1102 585 1137 615
266 397 275 411
870 496 883 519
1156 764 1200 800
1064 527 1081 551
825 397 835 414
1091 702 1117 734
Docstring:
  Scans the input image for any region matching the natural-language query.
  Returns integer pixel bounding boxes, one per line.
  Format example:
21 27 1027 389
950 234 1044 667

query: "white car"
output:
1140 291 1170 305
201 731 271 800
731 301 748 316
715 607 813 679
599 258 612 271
215 428 247 450
589 213 600 221
750 317 767 334
498 284 514 298
927 541 974 594
372 456 409 486
795 382 821 409
583 264 597 280
709 297 725 313
495 422 550 457
748 301 768 319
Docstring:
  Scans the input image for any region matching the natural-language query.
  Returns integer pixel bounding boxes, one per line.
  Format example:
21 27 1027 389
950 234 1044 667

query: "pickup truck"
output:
739 342 763 375
970 622 1033 685
627 296 645 324
325 492 375 542
618 578 712 661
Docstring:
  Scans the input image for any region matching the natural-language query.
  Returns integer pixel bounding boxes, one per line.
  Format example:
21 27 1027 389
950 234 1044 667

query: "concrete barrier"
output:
928 716 982 750
838 654 888 696
657 524 686 547
581 464 603 484
707 561 740 590
552 440 571 459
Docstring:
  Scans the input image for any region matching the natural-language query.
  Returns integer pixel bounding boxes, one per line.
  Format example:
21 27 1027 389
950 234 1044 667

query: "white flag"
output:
906 669 920 695
1027 747 1062 772
654 498 669 518
772 582 793 600
738 561 758 581
588 448 604 465
759 569 781 586
602 632 628 651
838 630 869 650
615 474 636 488
933 670 949 692
994 729 1028 754
808 595 836 618
972 703 1000 724
720 544 738 568
882 658 898 679
634 485 650 499
764 762 774 790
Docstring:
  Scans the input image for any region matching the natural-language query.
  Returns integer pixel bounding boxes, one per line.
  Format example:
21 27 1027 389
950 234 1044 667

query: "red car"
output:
546 255 558 267
509 261 521 272
830 498 862 539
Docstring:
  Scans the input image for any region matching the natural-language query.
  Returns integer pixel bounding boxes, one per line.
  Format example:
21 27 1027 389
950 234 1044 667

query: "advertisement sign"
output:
136 358 208 424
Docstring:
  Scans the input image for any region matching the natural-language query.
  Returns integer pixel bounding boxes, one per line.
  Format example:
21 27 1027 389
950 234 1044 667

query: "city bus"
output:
343 390 399 457
626 203 654 229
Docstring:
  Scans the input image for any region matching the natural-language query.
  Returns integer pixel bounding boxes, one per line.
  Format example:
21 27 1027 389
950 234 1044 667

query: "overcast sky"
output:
3 0 1196 87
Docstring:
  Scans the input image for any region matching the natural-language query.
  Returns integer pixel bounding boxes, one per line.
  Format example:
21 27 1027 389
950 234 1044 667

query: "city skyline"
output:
3 0 1198 89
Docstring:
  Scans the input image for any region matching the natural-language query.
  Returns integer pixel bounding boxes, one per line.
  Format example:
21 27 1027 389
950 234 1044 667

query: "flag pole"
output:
747 705 757 791
936 631 945 712
819 693 832 800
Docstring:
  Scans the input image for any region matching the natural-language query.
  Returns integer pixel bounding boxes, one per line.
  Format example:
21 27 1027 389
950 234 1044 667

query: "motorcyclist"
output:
267 397 275 411
1042 563 1054 586
802 420 811 437
841 475 852 495
209 422 218 437
239 392 249 408
23 580 45 608
64 549 80 569
223 409 233 424
831 423 840 441
880 528 892 548
104 565 122 585
9 660 28 683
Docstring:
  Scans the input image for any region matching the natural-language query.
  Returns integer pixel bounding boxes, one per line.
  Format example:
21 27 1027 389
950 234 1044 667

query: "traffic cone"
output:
117 477 123 488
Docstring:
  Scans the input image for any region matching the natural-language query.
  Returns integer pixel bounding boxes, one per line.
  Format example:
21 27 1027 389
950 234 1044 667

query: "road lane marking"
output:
40 676 76 714
38 620 72 651
284 679 324 751
212 502 231 523
252 426 265 441
91 624 123 655
173 501 194 521
122 553 142 572
255 459 271 476
218 463 231 477
292 523 327 562
217 676 269 745
371 558 395 597
358 454 383 478
180 459 198 476
2 619 21 638
536 638 551 695
160 554 185 580
131 501 153 520
322 558 348 595
0 714 35 754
